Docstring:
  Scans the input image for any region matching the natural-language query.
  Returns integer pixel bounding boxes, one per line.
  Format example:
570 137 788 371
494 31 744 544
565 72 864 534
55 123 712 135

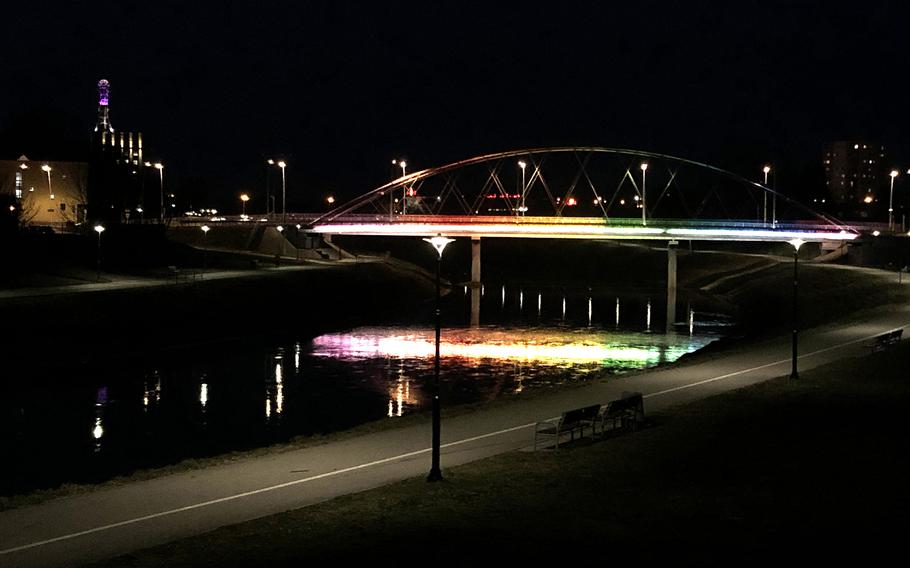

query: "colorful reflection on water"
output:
0 286 730 495
311 327 707 368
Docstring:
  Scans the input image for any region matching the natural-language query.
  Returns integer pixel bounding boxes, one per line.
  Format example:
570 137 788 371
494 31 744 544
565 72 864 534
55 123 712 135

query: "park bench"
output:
866 329 903 352
598 392 645 434
534 404 601 450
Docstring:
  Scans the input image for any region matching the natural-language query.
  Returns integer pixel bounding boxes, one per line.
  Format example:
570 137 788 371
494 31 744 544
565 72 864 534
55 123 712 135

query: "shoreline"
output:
2 252 907 508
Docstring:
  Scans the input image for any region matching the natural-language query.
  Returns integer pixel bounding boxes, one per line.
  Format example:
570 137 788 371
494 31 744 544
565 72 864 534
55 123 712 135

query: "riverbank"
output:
0 257 437 378
2 260 907 567
84 334 910 566
2 247 907 506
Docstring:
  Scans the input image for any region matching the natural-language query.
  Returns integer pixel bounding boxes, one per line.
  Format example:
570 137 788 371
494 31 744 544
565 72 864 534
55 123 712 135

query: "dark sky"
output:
2 1 908 211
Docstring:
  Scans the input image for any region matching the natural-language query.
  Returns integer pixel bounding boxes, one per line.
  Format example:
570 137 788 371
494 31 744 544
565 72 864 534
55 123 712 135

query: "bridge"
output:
304 147 862 331
305 146 858 243
187 147 869 331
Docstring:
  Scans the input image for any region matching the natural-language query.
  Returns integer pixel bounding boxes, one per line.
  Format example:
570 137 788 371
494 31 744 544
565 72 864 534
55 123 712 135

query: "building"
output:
823 141 886 215
2 79 159 229
0 155 88 227
89 79 161 225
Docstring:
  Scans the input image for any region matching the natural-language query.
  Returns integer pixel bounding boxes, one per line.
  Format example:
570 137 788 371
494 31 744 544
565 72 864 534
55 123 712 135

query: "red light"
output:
566 197 577 206
407 188 416 197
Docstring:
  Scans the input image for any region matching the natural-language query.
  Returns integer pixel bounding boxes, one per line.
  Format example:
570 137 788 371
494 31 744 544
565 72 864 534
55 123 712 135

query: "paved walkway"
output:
1 300 908 567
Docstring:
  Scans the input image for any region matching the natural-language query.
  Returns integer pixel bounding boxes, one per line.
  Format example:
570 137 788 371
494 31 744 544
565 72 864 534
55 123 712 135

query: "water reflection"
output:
2 285 731 497
266 352 285 420
143 372 161 409
93 387 107 453
310 327 708 368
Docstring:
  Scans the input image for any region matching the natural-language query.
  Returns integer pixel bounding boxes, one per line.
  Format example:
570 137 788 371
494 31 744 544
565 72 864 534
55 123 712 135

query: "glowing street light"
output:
399 160 408 215
94 224 106 281
422 233 455 482
154 163 164 223
240 193 250 216
200 225 210 272
889 170 899 231
326 195 335 205
41 164 54 199
640 163 648 226
277 161 287 224
275 225 284 267
787 238 805 380
518 160 527 216
265 159 276 217
762 165 771 224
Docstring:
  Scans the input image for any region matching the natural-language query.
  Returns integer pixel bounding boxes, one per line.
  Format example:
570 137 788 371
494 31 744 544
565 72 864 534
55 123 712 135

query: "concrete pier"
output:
666 240 678 333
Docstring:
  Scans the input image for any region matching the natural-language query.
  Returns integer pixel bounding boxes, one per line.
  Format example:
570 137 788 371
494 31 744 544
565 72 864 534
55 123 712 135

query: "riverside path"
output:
1 273 908 567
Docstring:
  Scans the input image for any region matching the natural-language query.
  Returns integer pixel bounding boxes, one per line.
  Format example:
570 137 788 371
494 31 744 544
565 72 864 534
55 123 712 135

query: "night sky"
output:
3 1 908 212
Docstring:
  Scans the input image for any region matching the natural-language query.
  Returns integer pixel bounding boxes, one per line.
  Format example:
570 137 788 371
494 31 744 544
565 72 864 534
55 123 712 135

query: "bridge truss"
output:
308 147 856 243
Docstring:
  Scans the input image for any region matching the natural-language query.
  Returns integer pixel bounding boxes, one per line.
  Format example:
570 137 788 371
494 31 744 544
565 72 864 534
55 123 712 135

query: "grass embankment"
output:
89 342 910 567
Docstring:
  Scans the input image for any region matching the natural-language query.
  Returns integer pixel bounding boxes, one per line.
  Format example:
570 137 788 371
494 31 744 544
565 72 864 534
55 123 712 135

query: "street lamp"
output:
640 163 648 226
94 224 106 281
277 161 287 224
889 170 899 231
518 160 527 216
422 233 455 482
275 225 284 267
762 165 771 224
240 193 250 217
154 163 164 223
200 225 210 273
787 238 805 380
266 159 275 217
399 160 408 215
41 164 54 200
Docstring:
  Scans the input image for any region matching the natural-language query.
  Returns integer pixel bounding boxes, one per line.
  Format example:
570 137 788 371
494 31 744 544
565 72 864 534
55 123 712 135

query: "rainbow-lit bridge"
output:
296 147 860 331
306 147 857 244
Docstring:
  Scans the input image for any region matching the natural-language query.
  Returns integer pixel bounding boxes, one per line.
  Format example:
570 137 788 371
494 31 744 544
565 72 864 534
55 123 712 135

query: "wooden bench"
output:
866 329 903 352
599 392 645 434
534 404 601 450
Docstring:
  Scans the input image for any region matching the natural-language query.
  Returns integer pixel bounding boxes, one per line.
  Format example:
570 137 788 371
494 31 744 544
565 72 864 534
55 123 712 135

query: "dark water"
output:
0 284 731 496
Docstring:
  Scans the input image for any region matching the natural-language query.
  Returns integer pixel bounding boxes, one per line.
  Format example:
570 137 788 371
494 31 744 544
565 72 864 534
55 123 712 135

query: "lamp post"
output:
94 224 106 281
399 160 408 215
154 163 164 224
277 161 287 224
518 160 527 216
762 165 771 224
266 159 275 217
275 225 284 267
640 163 648 226
788 238 805 380
200 225 210 273
240 193 250 217
422 233 455 482
41 164 54 200
889 170 899 231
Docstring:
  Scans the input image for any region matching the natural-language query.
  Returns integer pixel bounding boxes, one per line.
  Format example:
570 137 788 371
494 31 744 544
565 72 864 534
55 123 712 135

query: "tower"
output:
94 79 114 140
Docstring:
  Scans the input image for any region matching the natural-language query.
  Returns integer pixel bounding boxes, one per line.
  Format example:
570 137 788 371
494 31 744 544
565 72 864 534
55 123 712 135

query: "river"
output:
0 283 732 496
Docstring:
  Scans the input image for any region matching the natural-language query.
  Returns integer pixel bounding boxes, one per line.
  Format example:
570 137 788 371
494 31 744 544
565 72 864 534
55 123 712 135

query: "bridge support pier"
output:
470 237 481 327
666 241 678 334
470 237 481 285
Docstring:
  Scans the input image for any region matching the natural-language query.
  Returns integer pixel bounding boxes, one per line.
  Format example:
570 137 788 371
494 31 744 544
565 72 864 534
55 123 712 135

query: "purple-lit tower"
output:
94 79 114 136
89 78 152 225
